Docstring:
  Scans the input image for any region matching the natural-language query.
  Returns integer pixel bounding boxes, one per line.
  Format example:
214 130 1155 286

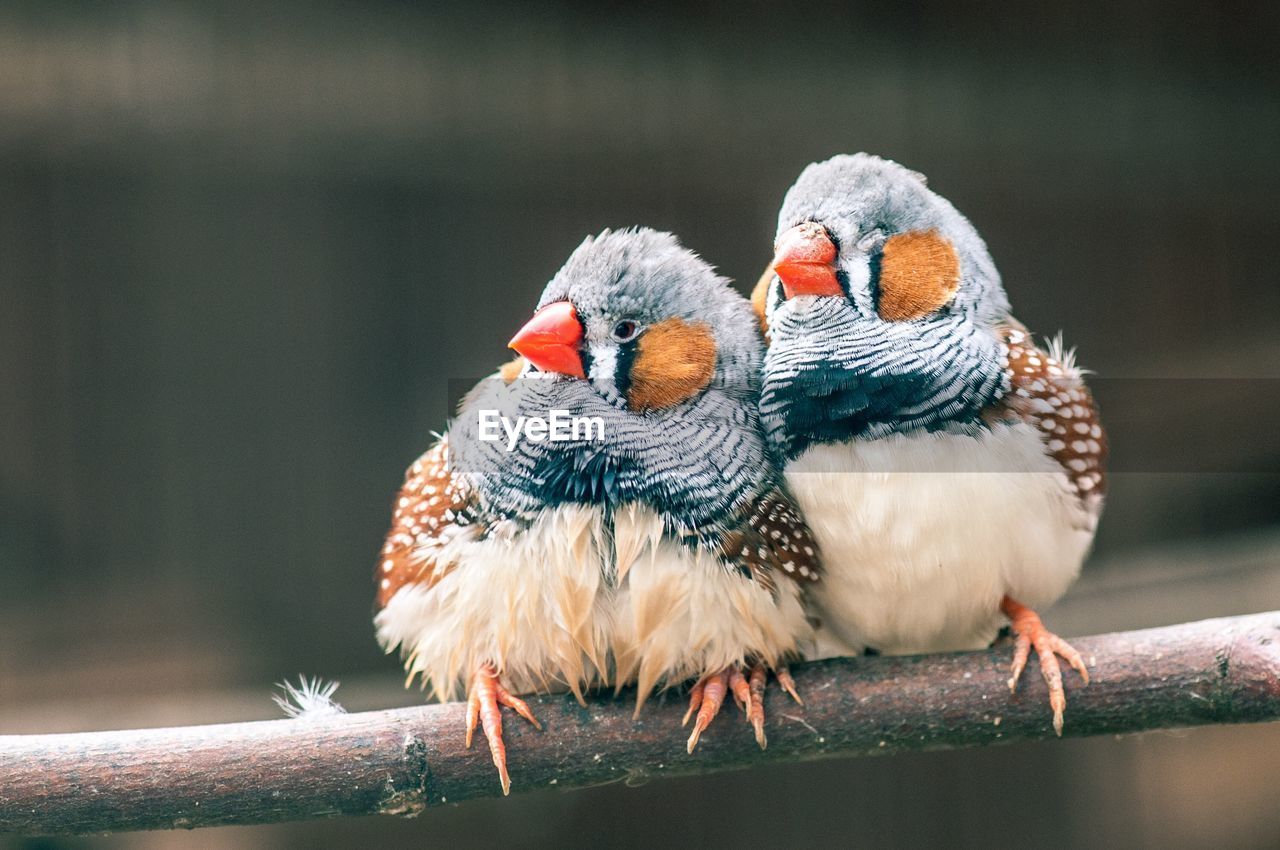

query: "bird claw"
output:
776 666 803 705
685 668 730 754
465 663 541 795
680 677 705 728
683 663 801 753
1002 597 1089 736
747 665 768 748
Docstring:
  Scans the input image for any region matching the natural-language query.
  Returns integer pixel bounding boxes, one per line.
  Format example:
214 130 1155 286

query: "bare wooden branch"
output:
2 612 1277 836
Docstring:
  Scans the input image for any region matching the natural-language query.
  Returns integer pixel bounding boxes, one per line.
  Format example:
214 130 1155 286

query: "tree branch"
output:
2 612 1278 836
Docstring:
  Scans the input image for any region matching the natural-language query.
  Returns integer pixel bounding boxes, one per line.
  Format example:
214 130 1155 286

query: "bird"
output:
753 154 1105 734
374 227 819 794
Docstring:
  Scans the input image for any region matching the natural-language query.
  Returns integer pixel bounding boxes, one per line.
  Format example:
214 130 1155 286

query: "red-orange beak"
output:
508 300 586 378
772 222 842 298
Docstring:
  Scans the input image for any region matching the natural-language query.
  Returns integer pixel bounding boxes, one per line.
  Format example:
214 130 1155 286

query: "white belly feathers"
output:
787 422 1095 657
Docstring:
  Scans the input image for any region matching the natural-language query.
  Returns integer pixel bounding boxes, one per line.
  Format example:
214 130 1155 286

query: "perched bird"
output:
375 228 818 793
754 154 1104 733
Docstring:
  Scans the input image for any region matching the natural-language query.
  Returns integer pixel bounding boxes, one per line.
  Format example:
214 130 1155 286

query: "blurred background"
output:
1 1 1278 848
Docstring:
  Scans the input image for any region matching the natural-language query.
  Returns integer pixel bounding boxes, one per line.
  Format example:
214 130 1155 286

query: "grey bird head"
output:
757 153 1012 458
532 227 762 410
452 227 770 533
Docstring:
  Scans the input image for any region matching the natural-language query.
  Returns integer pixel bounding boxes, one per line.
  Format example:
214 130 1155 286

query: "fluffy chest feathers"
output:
375 503 809 702
787 422 1095 656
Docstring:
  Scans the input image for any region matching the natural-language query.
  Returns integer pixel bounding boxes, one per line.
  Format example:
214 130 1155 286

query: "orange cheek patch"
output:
750 265 773 341
625 317 718 412
877 230 961 321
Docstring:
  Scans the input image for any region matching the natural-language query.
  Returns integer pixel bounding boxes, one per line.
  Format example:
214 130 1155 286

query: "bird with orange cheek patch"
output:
375 228 819 794
754 155 1105 735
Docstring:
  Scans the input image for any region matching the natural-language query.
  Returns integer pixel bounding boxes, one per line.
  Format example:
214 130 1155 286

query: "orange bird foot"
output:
1001 595 1090 736
682 663 802 753
464 663 542 795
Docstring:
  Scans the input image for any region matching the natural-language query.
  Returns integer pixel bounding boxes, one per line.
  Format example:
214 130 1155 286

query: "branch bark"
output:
2 612 1278 836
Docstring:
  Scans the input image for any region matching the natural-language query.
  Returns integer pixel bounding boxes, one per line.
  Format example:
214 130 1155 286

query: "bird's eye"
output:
611 320 640 342
857 229 886 253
